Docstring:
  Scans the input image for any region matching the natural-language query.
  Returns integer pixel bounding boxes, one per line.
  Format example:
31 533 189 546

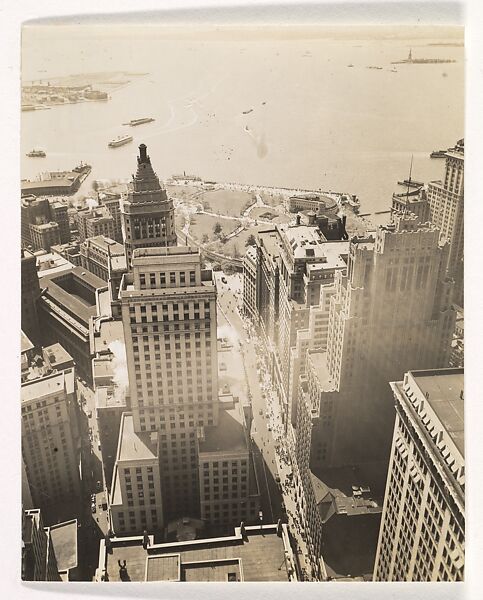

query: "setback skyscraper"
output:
427 139 464 306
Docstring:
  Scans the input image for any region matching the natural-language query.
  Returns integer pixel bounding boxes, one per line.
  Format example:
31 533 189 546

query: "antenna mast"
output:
405 154 414 213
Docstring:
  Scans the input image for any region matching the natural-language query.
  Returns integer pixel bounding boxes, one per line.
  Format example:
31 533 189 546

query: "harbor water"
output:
21 31 464 221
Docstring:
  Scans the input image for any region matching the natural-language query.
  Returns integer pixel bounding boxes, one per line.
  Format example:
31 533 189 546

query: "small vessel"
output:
244 125 249 132
242 108 253 115
22 105 36 112
347 64 354 68
397 178 424 188
430 150 447 158
124 117 155 126
26 149 46 158
72 161 91 174
367 66 383 70
108 135 133 148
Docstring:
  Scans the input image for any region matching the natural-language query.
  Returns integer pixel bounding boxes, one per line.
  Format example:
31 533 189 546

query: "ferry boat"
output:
430 150 447 158
397 178 424 188
26 149 46 158
242 108 253 115
124 117 155 126
171 173 202 182
108 135 133 148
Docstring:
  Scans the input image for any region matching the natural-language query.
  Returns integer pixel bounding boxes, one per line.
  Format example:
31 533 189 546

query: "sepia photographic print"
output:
19 17 465 586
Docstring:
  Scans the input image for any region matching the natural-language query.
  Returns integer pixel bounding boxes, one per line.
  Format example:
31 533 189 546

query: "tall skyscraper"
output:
21 359 81 518
121 144 177 268
114 246 218 523
110 245 260 534
289 215 456 576
427 139 464 305
373 368 464 581
298 213 455 474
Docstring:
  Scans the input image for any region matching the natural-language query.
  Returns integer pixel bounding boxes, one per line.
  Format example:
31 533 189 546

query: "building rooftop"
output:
35 251 75 278
110 254 127 271
96 385 127 410
43 343 73 369
22 177 76 192
51 242 81 255
97 288 112 318
280 226 349 265
21 369 74 404
145 554 180 581
30 221 59 231
84 235 124 254
199 395 248 454
411 369 464 457
40 267 106 326
117 413 158 462
92 358 114 384
257 228 281 259
49 519 78 575
92 317 124 354
79 206 112 222
97 524 297 582
133 246 199 259
307 351 336 392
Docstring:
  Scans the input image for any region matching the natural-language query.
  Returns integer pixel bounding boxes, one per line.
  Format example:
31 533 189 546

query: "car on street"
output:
87 410 92 418
275 475 281 483
91 503 96 514
259 410 263 416
98 441 101 451
96 480 102 492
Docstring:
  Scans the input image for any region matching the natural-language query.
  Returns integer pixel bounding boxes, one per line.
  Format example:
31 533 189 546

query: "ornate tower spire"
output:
121 144 177 268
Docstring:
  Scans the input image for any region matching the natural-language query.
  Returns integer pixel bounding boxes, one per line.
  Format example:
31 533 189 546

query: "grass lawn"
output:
202 188 255 218
190 213 241 243
166 184 203 202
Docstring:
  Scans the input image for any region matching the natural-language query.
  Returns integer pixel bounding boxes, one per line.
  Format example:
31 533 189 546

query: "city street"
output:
215 271 312 578
76 379 110 579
